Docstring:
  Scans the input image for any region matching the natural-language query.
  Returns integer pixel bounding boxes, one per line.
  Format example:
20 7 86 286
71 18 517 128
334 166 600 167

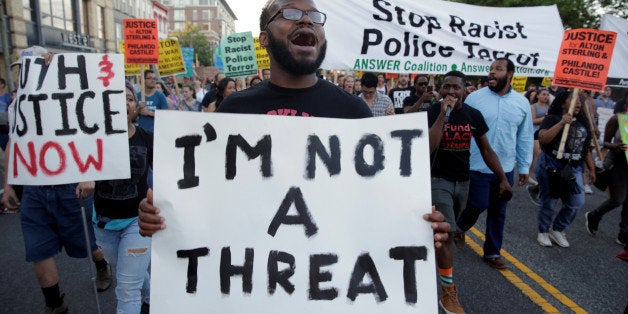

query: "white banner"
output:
9 54 130 185
151 111 436 313
600 14 628 82
319 0 564 76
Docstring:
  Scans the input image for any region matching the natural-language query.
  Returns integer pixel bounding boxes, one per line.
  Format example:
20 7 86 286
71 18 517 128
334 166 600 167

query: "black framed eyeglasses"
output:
267 8 327 27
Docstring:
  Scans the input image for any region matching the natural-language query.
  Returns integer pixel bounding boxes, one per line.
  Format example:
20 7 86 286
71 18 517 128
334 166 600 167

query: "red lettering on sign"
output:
40 142 66 176
13 141 37 177
69 139 103 173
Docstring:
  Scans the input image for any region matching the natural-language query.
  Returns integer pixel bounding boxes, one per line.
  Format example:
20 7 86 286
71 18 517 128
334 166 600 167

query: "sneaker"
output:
41 295 68 314
584 211 599 236
439 285 465 314
96 264 112 292
583 185 593 194
549 229 570 247
483 257 507 269
526 185 540 206
537 233 552 247
453 231 465 249
527 177 538 186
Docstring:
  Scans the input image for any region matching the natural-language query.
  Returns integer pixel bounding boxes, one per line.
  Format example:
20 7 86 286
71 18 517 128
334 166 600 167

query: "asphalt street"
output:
1 182 626 313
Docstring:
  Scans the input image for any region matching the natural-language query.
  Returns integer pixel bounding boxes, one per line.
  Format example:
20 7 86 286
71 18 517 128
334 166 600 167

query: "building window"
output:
39 0 78 31
97 5 105 38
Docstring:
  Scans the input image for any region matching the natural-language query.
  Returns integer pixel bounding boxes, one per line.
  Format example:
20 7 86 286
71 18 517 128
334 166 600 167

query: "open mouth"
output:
291 32 316 47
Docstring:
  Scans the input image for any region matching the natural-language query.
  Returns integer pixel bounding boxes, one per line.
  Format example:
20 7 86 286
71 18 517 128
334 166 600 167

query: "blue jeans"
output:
456 171 514 259
20 184 97 262
535 152 585 232
95 220 151 313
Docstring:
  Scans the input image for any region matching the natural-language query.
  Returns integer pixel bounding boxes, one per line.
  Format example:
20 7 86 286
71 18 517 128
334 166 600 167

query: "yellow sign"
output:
541 77 552 87
156 38 186 76
511 76 528 93
119 41 142 76
120 38 186 76
254 37 270 70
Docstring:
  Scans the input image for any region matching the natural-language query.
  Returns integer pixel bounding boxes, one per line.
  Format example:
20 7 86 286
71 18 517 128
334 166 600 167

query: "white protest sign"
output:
318 0 564 76
9 53 130 185
152 111 436 313
600 14 628 82
598 107 614 142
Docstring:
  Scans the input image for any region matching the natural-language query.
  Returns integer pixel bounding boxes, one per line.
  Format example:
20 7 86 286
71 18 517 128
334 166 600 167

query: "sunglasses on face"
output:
416 82 428 86
267 8 327 27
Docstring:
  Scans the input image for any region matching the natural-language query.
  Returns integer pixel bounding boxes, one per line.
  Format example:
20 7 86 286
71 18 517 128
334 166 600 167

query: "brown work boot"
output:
439 285 465 314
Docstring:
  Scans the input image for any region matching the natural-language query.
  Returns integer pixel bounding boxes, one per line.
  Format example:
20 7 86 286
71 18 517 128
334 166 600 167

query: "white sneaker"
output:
549 229 570 247
528 177 538 186
584 185 593 194
537 233 552 247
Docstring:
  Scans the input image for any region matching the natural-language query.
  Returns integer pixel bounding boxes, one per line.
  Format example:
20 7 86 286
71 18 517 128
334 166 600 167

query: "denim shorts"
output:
431 177 470 232
20 184 97 262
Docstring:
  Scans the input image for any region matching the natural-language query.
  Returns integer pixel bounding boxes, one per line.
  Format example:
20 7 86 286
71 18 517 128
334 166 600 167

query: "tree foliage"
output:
450 0 627 29
170 23 214 66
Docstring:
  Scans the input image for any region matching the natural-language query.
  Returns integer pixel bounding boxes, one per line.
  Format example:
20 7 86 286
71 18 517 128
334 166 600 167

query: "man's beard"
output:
488 75 508 93
266 30 326 76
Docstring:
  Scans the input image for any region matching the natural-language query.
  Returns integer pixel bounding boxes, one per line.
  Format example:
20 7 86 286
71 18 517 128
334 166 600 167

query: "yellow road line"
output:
468 227 588 314
464 233 560 313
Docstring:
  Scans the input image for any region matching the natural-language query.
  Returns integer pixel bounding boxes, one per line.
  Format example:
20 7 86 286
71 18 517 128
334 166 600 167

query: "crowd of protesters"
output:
1 0 626 313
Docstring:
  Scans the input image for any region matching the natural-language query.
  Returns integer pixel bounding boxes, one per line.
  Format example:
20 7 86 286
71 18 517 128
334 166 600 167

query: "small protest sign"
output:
9 54 130 185
119 41 142 76
541 77 552 87
553 29 617 91
123 19 159 64
618 114 628 162
178 47 195 78
151 111 437 313
157 38 186 76
254 37 270 70
511 76 528 93
220 32 258 78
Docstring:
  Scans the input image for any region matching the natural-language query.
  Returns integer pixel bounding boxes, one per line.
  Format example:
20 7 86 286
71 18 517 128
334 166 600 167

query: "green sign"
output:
220 31 258 78
618 114 628 162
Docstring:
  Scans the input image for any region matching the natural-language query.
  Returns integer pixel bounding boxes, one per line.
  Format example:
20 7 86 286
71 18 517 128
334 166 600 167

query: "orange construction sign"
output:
123 19 159 64
553 28 617 91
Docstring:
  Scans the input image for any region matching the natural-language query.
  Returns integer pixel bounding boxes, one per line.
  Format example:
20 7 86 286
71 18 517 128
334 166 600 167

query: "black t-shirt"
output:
217 79 372 118
403 93 431 112
539 115 591 163
428 102 489 181
200 88 218 108
389 86 414 114
94 127 153 219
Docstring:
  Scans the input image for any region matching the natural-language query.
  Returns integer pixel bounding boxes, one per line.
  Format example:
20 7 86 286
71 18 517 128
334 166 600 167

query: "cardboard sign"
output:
157 38 186 76
220 32 258 78
123 19 159 64
597 107 614 142
119 41 142 76
553 29 617 91
9 54 130 185
254 37 270 70
178 48 195 78
511 76 528 93
317 0 564 76
151 111 436 313
618 114 628 162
